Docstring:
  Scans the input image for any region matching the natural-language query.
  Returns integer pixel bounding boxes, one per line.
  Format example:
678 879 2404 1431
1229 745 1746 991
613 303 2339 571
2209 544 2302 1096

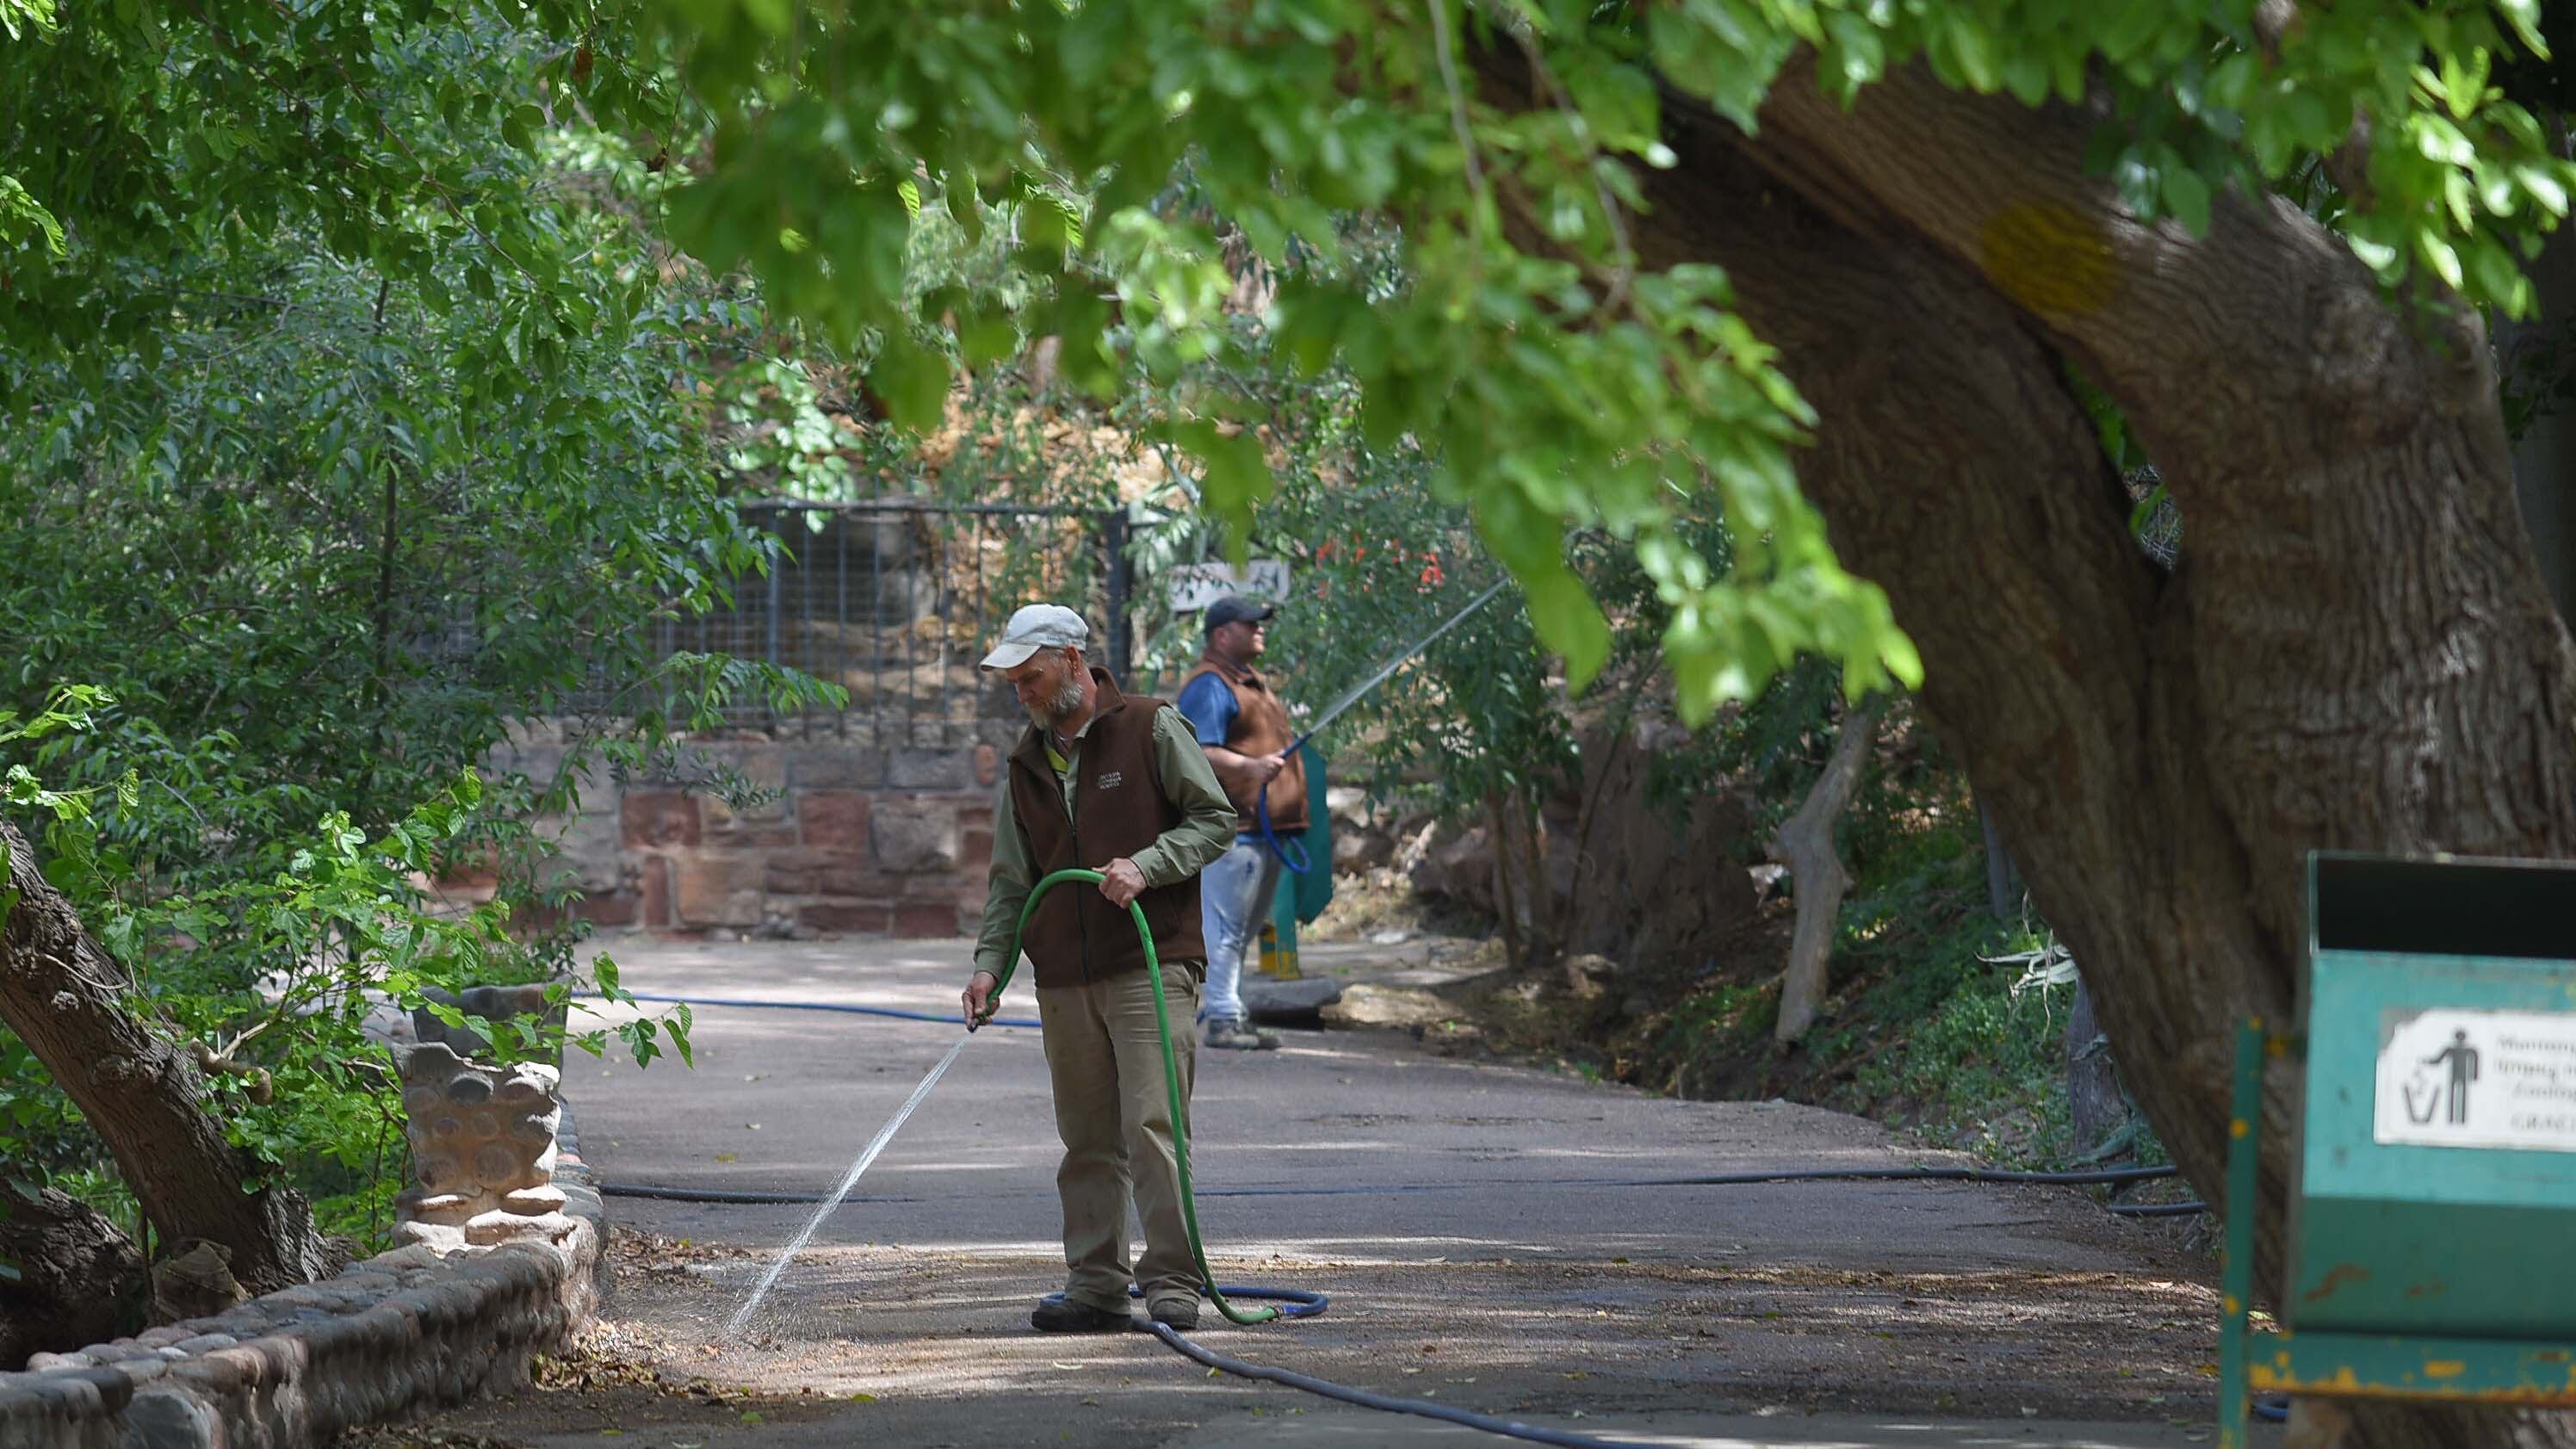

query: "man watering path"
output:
958 604 1240 1334
1175 594 1302 1051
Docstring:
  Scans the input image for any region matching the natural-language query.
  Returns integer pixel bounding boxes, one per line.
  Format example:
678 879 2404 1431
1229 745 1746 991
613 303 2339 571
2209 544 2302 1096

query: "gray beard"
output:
1025 678 1085 731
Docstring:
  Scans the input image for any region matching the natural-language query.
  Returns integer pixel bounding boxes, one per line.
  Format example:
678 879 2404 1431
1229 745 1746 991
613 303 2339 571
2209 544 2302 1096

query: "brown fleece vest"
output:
1006 669 1207 989
1180 649 1308 834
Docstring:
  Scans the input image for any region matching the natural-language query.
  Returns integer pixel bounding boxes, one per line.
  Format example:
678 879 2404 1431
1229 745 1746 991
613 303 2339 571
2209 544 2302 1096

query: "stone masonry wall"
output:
480 722 1014 939
0 1112 604 1449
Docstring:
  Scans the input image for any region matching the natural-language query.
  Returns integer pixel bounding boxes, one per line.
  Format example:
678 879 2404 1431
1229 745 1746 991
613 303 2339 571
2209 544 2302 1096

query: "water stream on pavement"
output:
724 1032 974 1337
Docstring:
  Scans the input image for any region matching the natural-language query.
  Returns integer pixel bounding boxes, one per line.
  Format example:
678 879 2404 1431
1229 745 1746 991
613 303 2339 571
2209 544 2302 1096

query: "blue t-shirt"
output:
1175 672 1238 748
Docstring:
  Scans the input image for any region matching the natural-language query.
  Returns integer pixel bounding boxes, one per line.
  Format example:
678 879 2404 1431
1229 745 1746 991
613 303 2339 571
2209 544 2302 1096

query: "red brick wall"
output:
487 728 1010 940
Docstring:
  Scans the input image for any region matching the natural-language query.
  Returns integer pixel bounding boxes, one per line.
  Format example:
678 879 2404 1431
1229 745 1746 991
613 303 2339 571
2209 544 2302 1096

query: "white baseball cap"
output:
980 604 1090 671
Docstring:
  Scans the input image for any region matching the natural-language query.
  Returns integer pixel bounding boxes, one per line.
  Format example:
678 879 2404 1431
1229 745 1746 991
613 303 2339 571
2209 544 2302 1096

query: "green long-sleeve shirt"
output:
972 703 1238 980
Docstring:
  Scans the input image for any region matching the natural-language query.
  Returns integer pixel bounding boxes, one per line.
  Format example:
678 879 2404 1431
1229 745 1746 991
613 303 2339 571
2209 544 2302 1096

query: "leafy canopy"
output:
0 2 827 1249
9 0 2570 721
620 0 2569 719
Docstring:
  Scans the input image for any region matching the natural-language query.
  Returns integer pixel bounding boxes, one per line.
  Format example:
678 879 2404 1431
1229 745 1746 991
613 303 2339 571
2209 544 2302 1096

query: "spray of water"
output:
725 1032 974 1337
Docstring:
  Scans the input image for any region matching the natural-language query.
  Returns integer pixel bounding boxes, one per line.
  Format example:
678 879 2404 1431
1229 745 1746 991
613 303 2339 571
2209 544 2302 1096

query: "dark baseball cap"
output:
1204 594 1277 633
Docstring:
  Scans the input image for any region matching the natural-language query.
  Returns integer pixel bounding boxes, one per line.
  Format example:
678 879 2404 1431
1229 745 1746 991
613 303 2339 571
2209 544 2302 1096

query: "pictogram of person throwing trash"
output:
2423 1029 2480 1125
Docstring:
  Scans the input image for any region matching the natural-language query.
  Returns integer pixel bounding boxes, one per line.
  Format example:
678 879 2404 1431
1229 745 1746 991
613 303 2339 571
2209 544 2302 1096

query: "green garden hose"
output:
973 866 1282 1326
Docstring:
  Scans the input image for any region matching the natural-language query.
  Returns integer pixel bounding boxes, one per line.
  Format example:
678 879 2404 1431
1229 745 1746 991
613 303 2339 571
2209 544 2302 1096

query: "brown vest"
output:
1006 669 1207 989
1180 649 1307 834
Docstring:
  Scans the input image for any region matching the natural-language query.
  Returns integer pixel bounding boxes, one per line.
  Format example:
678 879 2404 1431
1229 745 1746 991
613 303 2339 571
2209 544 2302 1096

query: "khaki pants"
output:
1036 961 1202 1312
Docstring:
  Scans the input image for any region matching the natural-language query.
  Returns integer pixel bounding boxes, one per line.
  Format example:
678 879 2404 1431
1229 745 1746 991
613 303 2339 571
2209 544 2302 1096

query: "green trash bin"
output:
2219 852 2576 1446
1260 743 1333 978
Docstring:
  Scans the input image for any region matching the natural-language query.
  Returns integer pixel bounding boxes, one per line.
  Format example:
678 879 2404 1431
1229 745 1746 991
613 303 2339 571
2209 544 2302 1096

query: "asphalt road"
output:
412 936 2264 1449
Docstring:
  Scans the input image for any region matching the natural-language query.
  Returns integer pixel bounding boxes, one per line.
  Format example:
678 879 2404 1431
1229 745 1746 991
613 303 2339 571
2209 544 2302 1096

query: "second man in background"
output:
1176 594 1303 1051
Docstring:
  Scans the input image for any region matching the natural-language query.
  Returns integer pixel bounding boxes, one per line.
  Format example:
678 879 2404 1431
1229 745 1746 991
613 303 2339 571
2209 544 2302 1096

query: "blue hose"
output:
1148 1319 1663 1449
594 989 1044 1031
1254 784 1311 875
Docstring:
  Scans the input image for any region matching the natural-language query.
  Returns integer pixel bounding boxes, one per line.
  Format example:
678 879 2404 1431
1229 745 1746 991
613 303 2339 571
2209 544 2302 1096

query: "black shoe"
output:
1031 1296 1133 1333
1147 1295 1200 1330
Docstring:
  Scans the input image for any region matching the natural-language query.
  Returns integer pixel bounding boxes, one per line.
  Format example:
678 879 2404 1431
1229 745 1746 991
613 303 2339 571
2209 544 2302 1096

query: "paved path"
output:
420 937 2262 1449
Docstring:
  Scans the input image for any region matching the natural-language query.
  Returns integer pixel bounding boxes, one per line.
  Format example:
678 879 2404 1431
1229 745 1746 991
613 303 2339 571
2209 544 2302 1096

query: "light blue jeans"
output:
1197 834 1283 1025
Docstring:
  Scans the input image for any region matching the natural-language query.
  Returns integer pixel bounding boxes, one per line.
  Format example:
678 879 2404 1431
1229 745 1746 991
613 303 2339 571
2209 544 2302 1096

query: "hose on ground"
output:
598 989 1042 1031
1146 1317 1663 1449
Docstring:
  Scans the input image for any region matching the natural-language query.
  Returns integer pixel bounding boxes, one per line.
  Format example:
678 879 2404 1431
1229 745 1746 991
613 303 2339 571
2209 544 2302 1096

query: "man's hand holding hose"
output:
964 856 1147 1030
963 970 1000 1031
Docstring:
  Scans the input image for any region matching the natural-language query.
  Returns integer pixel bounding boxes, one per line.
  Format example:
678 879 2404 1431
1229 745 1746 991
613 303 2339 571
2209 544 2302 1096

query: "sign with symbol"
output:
2375 1007 2576 1153
1167 560 1290 614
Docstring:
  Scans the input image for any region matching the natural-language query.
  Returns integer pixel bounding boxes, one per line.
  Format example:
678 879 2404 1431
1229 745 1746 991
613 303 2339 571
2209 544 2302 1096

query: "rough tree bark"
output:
1476 41 2576 1449
0 819 330 1296
2063 979 2132 1161
1773 697 1882 1043
0 1182 143 1367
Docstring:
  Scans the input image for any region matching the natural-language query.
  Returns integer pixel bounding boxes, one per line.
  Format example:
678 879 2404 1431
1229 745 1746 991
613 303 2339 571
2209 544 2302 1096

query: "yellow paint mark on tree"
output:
1977 200 2121 317
2424 1360 2468 1379
2232 1118 2250 1139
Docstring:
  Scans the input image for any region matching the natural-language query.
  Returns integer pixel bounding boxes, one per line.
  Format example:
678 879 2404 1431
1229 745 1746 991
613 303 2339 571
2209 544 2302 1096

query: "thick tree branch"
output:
1476 34 2282 1273
1774 695 1881 1043
1738 63 2576 938
0 820 328 1294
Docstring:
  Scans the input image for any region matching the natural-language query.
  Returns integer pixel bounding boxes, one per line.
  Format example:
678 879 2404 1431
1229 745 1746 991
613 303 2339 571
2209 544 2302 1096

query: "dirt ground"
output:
366 1219 2231 1449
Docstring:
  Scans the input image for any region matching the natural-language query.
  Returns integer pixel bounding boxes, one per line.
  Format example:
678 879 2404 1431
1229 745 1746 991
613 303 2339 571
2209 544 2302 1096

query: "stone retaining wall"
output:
477 722 1018 940
0 1118 604 1449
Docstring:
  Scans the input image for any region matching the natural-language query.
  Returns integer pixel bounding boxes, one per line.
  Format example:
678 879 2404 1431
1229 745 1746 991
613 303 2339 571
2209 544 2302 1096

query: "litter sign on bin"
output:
2375 1006 2576 1153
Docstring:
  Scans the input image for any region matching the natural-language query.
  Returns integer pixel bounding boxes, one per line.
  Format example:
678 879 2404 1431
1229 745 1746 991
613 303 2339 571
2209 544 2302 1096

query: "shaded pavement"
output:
400 937 2264 1449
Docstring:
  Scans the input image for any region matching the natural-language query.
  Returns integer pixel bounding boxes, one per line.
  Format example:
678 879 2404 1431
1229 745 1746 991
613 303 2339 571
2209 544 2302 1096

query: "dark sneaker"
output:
1204 1018 1280 1050
1031 1296 1133 1333
1147 1295 1201 1330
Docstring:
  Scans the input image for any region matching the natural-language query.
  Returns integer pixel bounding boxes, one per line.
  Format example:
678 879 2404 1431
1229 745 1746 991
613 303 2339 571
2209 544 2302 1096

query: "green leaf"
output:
1947 14 2001 92
1520 564 1613 693
2496 0 2546 56
2160 166 2212 237
869 333 952 434
0 175 65 257
957 313 1019 367
2517 164 2569 217
2416 229 2466 291
943 170 982 245
1168 420 1274 555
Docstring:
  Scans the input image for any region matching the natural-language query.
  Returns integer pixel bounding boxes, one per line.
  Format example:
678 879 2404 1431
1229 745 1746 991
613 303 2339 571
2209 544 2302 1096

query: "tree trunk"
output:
1773 696 1882 1043
0 820 330 1295
1516 787 1559 969
0 1182 144 1367
1978 796 2020 921
1485 793 1524 976
1477 43 2576 1449
2064 977 2131 1162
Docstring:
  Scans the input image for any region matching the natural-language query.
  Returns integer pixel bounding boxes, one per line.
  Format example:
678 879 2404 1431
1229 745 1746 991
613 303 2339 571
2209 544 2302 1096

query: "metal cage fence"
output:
629 501 1131 746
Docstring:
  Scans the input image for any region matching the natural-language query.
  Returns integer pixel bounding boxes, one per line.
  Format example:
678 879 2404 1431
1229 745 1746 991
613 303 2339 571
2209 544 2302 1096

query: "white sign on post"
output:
1167 560 1290 614
2374 1006 2576 1154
